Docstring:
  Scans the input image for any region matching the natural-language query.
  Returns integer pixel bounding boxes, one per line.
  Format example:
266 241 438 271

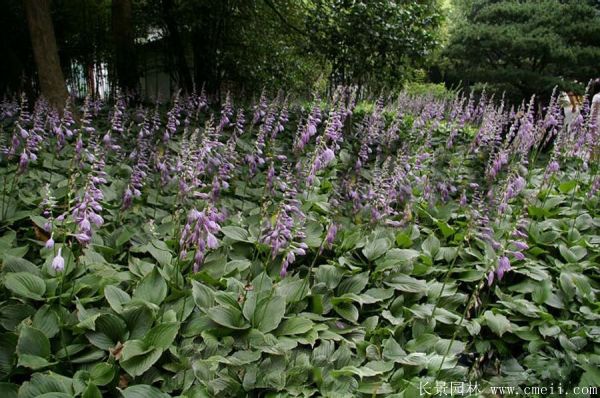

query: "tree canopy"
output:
443 0 600 101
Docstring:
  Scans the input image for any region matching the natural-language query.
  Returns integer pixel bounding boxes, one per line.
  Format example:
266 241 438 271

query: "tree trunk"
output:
112 0 138 92
162 0 193 93
23 0 68 111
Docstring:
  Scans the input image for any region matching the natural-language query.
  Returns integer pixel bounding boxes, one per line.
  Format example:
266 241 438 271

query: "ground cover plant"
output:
0 87 599 397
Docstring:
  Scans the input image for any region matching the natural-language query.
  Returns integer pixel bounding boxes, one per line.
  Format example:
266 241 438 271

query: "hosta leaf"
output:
2 255 41 276
17 373 73 398
146 240 172 267
4 272 46 300
315 264 344 289
89 362 115 386
207 306 250 330
133 268 167 306
383 338 407 362
385 274 427 293
331 361 393 378
483 310 512 337
276 317 314 336
421 234 440 257
558 180 577 193
333 302 359 323
0 303 35 331
17 326 50 369
120 385 170 398
32 305 60 339
103 285 131 314
337 272 369 295
120 340 163 377
0 383 17 398
362 238 390 261
191 280 215 311
251 295 286 333
221 226 251 242
144 322 179 350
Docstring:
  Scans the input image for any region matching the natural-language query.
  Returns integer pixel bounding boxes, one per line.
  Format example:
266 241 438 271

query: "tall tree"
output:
444 0 600 102
162 0 193 93
23 0 68 110
307 0 442 90
112 0 138 92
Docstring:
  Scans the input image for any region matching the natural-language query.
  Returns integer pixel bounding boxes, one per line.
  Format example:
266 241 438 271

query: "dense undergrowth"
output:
0 88 599 397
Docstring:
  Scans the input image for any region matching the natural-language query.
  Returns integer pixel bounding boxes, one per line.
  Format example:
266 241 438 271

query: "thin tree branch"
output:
262 0 309 37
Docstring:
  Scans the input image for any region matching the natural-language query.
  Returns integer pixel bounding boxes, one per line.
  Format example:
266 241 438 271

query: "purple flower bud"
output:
487 271 494 286
45 237 55 249
511 251 525 261
511 241 529 251
52 248 65 272
547 161 559 173
496 256 511 280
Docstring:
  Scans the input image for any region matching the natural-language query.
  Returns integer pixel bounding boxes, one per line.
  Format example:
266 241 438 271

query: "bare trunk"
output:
23 0 68 111
112 0 138 92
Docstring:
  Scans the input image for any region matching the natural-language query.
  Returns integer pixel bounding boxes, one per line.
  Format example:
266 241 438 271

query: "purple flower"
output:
45 236 55 249
52 248 65 272
179 206 222 272
496 256 511 281
511 241 528 251
487 271 495 286
510 251 525 261
325 223 338 249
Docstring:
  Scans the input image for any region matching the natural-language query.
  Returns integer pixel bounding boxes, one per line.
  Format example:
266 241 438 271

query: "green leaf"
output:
86 314 128 350
436 221 455 238
421 234 440 257
383 338 407 362
0 303 35 331
395 232 413 248
385 274 427 293
362 238 390 261
276 317 314 336
32 305 60 339
191 281 215 311
120 340 163 377
0 334 17 376
337 272 369 295
17 373 73 398
120 385 171 398
146 240 173 266
89 362 115 386
333 302 359 323
17 326 50 369
115 226 136 247
104 285 131 314
0 383 17 398
558 180 577 193
220 350 262 366
207 306 250 330
315 264 344 289
483 310 511 337
133 268 167 306
4 273 46 300
144 322 179 350
2 255 41 276
82 384 102 398
252 295 286 333
558 244 587 263
331 361 393 378
385 248 420 262
221 226 251 242
579 364 600 386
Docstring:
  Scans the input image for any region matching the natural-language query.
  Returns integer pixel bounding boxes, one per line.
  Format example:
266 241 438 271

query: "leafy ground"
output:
0 89 599 397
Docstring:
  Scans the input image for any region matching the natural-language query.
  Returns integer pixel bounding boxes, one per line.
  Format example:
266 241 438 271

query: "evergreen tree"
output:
444 0 600 101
